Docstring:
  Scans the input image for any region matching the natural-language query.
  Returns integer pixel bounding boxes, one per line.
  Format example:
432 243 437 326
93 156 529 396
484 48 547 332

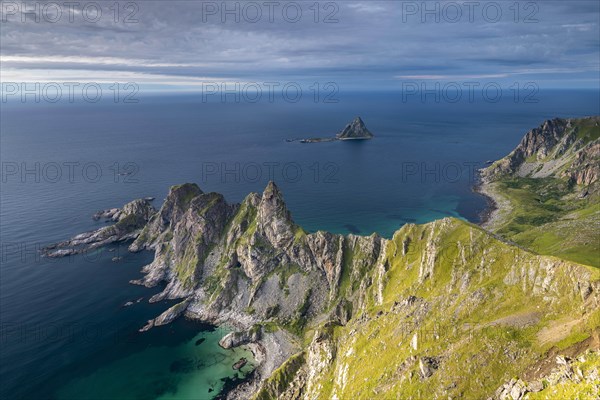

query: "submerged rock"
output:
233 358 248 370
139 319 154 332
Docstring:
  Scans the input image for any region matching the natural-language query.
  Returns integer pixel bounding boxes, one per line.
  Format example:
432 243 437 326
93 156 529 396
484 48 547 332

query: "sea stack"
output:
336 117 374 140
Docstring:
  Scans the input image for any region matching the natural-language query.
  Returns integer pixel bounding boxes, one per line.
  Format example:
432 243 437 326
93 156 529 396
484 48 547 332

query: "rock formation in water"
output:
335 116 374 140
292 116 374 143
42 198 156 257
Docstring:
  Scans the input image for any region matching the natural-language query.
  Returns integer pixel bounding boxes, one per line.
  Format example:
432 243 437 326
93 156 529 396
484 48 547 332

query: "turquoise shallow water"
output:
56 325 255 400
1 90 599 399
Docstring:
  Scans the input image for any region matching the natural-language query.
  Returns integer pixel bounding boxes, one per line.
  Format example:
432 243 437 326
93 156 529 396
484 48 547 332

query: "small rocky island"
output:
289 116 374 143
336 116 374 140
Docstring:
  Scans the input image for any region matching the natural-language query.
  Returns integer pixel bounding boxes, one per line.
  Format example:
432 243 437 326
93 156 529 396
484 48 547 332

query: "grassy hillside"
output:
260 218 599 399
484 177 599 267
305 219 599 399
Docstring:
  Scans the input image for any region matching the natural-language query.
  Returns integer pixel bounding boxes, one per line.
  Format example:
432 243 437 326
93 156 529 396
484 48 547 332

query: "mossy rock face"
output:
253 352 306 400
170 183 203 206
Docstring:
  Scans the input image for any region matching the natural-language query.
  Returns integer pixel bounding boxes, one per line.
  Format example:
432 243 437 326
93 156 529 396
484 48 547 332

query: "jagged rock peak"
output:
160 183 204 220
168 183 203 202
128 183 205 252
260 181 292 221
261 181 285 205
336 116 374 140
258 181 295 248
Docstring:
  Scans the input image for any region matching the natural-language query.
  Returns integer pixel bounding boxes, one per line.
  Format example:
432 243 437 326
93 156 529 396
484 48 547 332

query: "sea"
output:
1 89 598 399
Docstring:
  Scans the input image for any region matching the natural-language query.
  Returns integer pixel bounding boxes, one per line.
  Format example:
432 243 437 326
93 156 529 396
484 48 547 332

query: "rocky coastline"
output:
41 198 156 258
473 178 511 231
41 117 600 399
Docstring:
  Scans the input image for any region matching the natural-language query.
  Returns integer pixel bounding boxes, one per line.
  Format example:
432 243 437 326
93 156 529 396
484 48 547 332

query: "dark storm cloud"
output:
1 0 599 88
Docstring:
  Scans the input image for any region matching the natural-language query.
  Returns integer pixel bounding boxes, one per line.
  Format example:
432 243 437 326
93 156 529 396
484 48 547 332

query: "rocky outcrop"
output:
565 142 600 185
42 181 391 397
139 298 191 332
336 116 374 140
492 351 600 400
125 181 388 334
292 116 374 143
92 208 121 221
219 328 262 349
482 116 600 186
42 198 156 257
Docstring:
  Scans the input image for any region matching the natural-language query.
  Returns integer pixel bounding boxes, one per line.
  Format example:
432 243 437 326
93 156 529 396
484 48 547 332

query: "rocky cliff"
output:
482 116 599 188
265 219 599 399
47 182 599 399
128 182 385 324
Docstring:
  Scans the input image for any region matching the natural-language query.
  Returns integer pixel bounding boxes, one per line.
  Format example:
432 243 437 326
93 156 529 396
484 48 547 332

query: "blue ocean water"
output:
1 90 598 399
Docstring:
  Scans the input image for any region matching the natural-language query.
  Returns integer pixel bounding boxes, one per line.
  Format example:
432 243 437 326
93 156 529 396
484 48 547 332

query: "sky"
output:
1 0 599 91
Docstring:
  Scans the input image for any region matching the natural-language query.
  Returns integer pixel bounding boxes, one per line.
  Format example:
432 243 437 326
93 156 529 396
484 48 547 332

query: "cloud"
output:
395 74 510 80
1 0 598 89
347 3 386 14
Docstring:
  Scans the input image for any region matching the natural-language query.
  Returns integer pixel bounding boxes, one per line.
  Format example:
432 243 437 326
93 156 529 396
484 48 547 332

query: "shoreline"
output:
471 167 498 227
473 177 498 228
473 176 512 231
181 309 298 400
219 329 299 399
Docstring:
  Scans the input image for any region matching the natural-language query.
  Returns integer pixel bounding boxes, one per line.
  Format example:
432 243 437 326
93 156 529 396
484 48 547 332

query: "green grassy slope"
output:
306 218 599 399
486 177 599 267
